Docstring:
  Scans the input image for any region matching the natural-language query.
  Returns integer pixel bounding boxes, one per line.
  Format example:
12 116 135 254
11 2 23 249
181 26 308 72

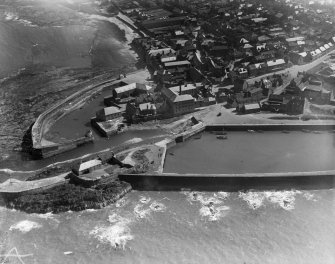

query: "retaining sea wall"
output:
206 123 335 131
119 123 335 190
119 171 335 191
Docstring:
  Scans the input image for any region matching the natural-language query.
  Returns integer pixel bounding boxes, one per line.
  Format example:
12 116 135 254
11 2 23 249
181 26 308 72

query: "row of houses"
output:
261 74 332 114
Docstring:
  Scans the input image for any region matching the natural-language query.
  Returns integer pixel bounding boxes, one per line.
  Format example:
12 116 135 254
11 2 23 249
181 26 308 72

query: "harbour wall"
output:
119 171 335 191
205 123 335 131
32 136 94 159
119 122 335 190
30 79 117 158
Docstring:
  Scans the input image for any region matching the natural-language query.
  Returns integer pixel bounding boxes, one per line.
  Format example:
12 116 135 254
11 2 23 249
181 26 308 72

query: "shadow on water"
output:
120 175 335 192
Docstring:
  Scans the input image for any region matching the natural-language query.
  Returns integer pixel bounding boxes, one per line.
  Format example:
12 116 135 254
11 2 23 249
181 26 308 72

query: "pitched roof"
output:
139 103 156 111
114 83 137 94
102 106 121 116
162 87 194 103
169 83 198 94
77 159 102 172
174 94 194 102
267 59 285 67
164 60 190 67
148 48 175 56
243 43 253 49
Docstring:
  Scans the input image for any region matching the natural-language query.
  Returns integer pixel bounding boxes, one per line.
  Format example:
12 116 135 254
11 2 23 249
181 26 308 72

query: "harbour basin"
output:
163 131 335 174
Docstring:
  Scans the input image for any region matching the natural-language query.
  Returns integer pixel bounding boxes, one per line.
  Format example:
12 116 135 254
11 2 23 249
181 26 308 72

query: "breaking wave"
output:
134 196 167 219
302 192 318 201
199 205 230 221
181 191 230 221
264 190 301 211
9 220 42 233
238 191 265 210
134 204 151 219
149 201 166 212
90 213 133 250
139 196 151 204
115 197 129 208
238 190 317 211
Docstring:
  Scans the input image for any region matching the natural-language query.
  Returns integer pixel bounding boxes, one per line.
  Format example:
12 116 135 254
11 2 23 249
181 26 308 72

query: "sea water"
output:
0 189 334 264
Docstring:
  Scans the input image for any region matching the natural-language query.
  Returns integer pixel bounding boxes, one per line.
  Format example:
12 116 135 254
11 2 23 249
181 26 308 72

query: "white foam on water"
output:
239 190 306 211
125 138 143 144
182 191 229 220
239 191 265 210
85 209 97 212
199 205 230 221
34 212 55 219
182 191 204 203
302 192 318 201
9 220 42 233
139 196 151 204
149 201 166 212
84 14 139 43
115 197 129 208
90 214 133 250
182 191 222 205
134 204 151 219
34 212 60 224
264 190 301 211
197 194 222 206
214 192 230 200
108 212 121 223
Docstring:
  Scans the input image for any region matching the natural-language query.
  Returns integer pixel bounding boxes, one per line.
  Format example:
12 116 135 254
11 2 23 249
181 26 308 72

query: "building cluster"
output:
94 81 159 130
100 0 335 121
261 73 333 114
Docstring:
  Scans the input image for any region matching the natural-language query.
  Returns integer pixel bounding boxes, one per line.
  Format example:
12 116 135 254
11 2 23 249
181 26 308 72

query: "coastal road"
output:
245 49 335 96
248 49 335 84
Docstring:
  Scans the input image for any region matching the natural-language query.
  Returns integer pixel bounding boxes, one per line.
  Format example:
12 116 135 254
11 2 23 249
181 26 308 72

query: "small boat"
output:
282 130 290 134
302 129 310 133
312 131 322 134
217 135 228 140
169 153 174 156
247 129 255 133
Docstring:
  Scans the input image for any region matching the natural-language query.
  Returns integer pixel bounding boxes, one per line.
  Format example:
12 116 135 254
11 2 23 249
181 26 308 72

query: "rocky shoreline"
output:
4 178 132 214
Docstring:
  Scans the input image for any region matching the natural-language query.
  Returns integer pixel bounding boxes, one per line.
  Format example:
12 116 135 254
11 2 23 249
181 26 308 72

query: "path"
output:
0 173 68 194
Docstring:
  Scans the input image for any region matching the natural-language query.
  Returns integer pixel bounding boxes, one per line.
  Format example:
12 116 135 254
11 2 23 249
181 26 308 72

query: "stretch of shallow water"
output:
164 131 335 174
1 189 334 264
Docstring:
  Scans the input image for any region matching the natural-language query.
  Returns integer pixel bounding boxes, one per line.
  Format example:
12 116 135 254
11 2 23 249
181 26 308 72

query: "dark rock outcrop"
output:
4 179 131 214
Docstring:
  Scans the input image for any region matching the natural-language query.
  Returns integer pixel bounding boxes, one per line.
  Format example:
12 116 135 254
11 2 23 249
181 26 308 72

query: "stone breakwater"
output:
30 78 117 158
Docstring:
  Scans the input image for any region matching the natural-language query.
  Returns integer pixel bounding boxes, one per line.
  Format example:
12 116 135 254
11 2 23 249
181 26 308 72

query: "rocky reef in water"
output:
5 178 132 214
